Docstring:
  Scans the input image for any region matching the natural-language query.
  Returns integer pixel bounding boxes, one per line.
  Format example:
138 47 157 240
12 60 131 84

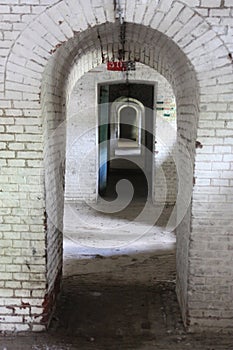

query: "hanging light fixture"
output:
115 0 130 100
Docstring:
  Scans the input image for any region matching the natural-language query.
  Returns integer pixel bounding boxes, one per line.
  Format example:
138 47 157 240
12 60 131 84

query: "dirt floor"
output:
1 251 233 350
1 274 233 350
1 200 233 349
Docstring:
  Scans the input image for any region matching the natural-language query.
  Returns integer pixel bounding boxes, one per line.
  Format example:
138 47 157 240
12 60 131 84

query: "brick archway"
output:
1 0 233 333
40 21 200 331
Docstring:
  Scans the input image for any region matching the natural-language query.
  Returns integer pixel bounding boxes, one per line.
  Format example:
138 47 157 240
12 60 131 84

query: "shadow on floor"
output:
2 278 233 349
49 279 182 345
103 169 149 200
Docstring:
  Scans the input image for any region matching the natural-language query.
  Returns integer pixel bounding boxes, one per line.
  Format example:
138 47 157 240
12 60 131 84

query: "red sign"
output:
107 61 136 71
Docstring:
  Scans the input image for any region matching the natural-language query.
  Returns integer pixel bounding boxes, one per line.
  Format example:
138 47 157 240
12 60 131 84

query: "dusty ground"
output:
1 199 233 349
1 272 233 349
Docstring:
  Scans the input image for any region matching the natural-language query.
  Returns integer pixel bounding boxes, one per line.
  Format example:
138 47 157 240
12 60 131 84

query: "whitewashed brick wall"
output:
0 0 233 333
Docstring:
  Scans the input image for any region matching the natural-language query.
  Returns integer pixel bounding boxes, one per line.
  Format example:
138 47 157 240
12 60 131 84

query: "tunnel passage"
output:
40 21 199 331
7 8 226 331
1 0 232 335
103 162 149 201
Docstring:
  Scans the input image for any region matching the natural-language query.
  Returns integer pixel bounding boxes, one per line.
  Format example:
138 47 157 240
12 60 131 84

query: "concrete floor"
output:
1 187 233 349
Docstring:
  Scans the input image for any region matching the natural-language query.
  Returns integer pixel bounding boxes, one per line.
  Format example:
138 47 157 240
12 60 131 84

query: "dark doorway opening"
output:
103 160 149 201
119 106 138 141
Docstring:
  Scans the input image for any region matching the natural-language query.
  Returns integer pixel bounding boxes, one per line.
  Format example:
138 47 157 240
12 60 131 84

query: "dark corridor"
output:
98 82 155 198
103 161 149 201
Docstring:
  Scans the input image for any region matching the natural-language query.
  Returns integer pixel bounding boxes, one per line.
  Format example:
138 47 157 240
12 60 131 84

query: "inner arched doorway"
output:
98 82 155 199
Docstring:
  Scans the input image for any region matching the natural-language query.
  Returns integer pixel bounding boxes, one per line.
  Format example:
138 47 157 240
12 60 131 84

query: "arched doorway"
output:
1 0 233 335
119 105 138 142
98 82 155 199
40 21 199 330
6 1 233 332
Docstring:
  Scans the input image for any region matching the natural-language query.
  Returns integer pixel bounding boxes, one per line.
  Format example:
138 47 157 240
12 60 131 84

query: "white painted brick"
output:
195 162 212 170
8 159 26 167
0 100 11 108
195 170 222 178
6 125 24 133
210 8 231 16
195 8 208 16
223 154 233 162
218 93 233 102
220 170 233 179
46 7 73 37
143 1 159 24
2 316 22 323
166 20 183 37
225 121 233 128
224 137 233 145
214 145 232 153
4 141 21 152
184 30 216 53
207 103 228 111
201 0 221 7
0 272 13 280
32 324 46 332
174 15 203 43
0 0 232 334
150 11 164 28
158 3 184 32
0 5 10 13
208 194 227 202
216 129 233 137
0 142 6 149
218 112 233 120
5 110 23 117
212 179 229 186
220 187 233 195
31 5 49 14
94 6 106 24
16 134 42 142
0 151 15 158
12 5 31 13
212 162 230 170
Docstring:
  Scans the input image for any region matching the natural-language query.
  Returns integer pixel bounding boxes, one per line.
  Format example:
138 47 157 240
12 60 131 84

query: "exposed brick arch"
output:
1 0 233 334
40 25 199 333
5 0 231 95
